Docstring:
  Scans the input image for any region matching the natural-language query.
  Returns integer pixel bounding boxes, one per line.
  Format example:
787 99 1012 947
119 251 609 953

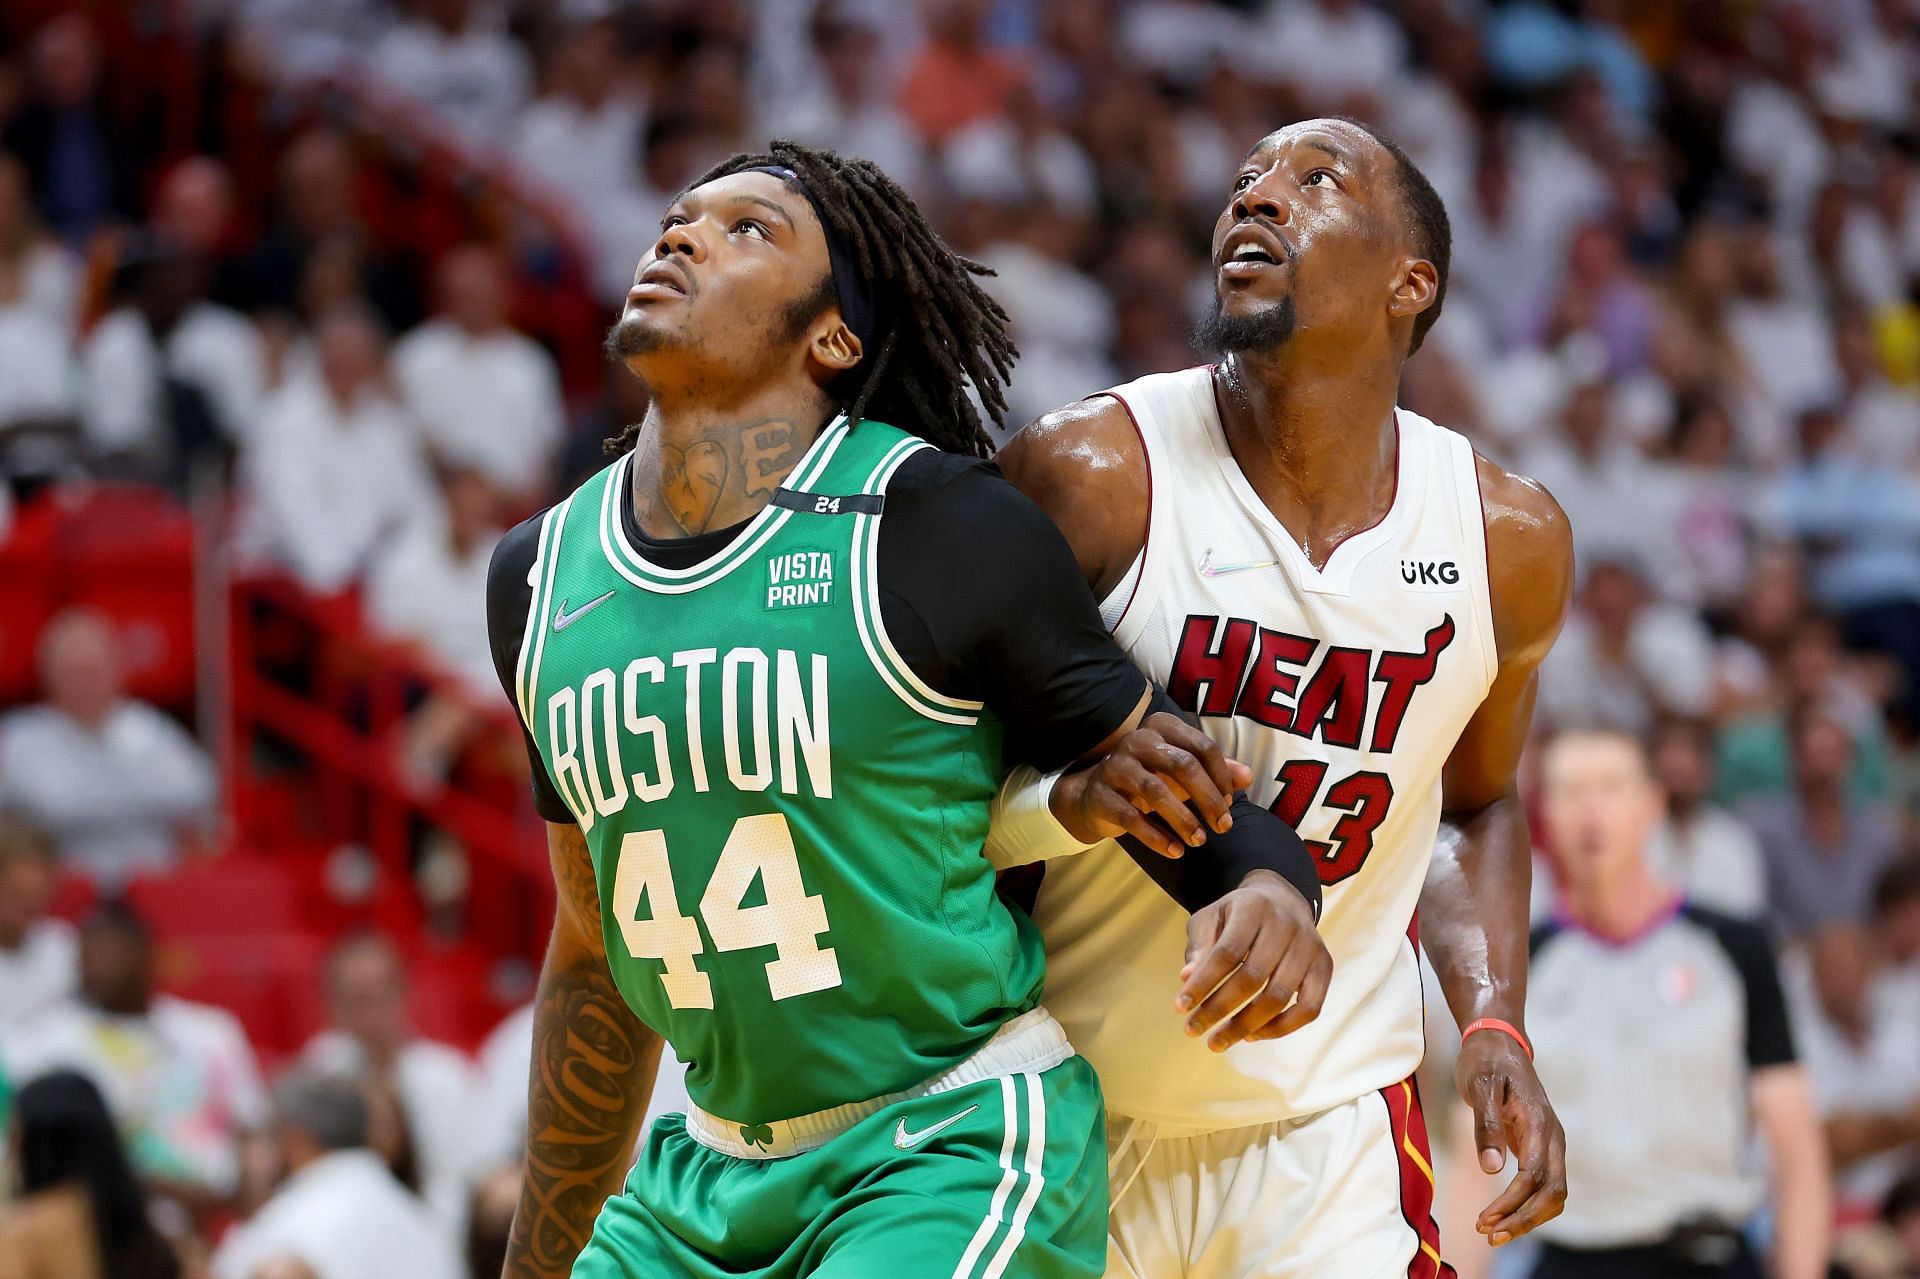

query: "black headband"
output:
746 165 877 353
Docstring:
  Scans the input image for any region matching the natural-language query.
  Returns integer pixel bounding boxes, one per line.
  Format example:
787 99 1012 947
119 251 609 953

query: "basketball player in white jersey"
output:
987 117 1573 1278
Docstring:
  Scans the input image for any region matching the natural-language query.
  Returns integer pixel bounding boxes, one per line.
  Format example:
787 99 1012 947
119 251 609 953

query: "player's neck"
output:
628 386 833 539
1211 350 1402 568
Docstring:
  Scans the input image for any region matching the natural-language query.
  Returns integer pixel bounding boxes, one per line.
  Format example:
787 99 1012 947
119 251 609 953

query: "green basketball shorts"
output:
571 1010 1107 1279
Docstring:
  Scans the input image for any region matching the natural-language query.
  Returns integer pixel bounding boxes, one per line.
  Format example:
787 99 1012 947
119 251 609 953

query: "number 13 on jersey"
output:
612 813 844 1008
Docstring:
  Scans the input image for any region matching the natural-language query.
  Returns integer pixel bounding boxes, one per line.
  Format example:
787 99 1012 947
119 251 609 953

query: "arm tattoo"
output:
505 827 660 1279
631 417 804 537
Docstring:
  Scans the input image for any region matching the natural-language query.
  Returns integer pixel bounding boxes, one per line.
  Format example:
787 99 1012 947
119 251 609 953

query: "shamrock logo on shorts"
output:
741 1123 775 1150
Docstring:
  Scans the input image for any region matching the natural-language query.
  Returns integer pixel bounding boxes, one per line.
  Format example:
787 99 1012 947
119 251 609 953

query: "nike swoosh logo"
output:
893 1103 979 1151
1199 548 1283 578
551 590 616 632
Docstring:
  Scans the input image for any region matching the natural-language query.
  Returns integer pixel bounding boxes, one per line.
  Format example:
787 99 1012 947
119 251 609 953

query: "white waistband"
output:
682 1007 1072 1160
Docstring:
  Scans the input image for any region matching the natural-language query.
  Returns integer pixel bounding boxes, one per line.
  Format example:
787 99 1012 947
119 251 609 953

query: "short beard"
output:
604 312 661 362
1194 294 1296 355
601 275 835 365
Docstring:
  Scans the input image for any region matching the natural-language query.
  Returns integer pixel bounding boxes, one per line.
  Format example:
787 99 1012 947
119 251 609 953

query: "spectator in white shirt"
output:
1119 0 1252 86
1243 0 1407 109
1724 11 1831 233
1646 716 1769 920
80 239 265 481
769 9 926 197
299 933 478 1233
0 818 76 1043
391 245 563 501
367 464 505 781
0 151 81 335
976 202 1119 431
1784 917 1920 1216
1646 396 1754 611
1520 372 1667 583
240 305 436 594
367 462 503 699
942 81 1099 221
0 609 216 886
0 275 78 435
506 17 645 217
212 1070 459 1279
1538 557 1717 738
366 0 530 153
0 161 81 439
7 902 269 1201
1766 404 1920 724
1725 220 1842 424
1880 859 1920 976
589 113 726 307
1836 307 1920 472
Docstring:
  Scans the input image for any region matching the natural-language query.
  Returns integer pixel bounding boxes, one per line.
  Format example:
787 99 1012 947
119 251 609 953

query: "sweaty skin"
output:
999 117 1574 1248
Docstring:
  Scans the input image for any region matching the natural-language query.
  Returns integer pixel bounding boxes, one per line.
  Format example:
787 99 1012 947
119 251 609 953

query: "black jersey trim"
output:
770 489 885 516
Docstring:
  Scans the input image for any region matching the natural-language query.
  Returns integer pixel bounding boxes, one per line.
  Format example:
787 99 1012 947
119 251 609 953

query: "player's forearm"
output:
504 930 660 1279
1424 793 1533 1028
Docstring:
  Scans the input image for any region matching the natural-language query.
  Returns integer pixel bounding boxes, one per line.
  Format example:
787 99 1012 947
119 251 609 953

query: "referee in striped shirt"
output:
1518 729 1831 1279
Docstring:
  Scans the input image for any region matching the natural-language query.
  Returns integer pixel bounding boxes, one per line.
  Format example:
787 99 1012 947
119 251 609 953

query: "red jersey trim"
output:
1382 1076 1457 1279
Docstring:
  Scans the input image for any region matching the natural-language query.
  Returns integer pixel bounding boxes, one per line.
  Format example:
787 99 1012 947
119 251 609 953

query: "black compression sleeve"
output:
1118 800 1323 917
485 513 578 824
1123 685 1324 916
877 453 1145 769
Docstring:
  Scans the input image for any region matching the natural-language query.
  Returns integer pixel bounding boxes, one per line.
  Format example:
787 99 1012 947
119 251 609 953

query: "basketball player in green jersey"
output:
485 141 1329 1279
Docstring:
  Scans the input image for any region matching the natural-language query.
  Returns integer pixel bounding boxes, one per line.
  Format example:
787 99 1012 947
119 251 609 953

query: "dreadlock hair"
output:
608 140 1017 458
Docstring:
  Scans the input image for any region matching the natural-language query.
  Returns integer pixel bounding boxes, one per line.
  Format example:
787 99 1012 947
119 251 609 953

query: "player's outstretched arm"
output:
1423 458 1573 1250
504 822 664 1279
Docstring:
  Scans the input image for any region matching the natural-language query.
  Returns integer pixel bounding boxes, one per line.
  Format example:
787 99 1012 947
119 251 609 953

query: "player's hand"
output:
1457 1028 1567 1246
1175 870 1332 1050
1049 712 1254 859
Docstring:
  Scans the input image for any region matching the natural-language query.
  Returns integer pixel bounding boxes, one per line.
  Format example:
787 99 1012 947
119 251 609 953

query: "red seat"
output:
160 931 329 1065
405 943 499 1052
0 500 58 702
125 858 301 939
53 485 197 708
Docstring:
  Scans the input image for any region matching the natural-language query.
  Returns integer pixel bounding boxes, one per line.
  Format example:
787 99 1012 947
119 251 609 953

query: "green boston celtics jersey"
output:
514 417 1046 1128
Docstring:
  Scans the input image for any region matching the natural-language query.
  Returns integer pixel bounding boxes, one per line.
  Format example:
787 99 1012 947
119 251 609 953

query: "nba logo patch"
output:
766 550 834 610
1657 963 1697 1006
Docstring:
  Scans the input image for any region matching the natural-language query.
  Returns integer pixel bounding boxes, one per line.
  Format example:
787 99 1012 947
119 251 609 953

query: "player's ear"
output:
810 314 864 376
1388 257 1438 324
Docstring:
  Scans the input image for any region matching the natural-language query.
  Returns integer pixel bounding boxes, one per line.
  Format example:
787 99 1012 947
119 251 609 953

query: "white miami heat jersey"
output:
1032 365 1499 1130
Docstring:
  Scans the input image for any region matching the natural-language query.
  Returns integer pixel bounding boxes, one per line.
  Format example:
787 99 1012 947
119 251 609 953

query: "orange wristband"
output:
1462 1018 1532 1060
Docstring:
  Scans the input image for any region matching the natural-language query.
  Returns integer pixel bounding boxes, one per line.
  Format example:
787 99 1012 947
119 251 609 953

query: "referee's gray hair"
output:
272 1069 370 1152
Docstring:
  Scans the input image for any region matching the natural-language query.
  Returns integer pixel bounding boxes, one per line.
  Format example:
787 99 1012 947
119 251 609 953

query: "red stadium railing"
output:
222 571 553 927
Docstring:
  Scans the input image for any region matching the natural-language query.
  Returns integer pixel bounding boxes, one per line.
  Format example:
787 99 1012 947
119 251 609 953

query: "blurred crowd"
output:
1 0 1919 1276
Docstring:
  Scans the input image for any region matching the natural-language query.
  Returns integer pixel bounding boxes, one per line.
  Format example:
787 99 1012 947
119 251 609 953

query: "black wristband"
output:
1118 797 1323 918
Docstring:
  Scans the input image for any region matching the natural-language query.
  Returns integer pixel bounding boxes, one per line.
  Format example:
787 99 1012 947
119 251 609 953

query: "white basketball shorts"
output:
1104 1075 1454 1279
